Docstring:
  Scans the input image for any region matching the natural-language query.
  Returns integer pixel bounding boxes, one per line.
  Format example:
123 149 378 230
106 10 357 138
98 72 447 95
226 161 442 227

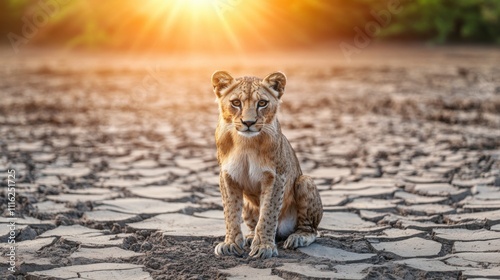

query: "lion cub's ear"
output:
212 71 234 98
262 71 286 99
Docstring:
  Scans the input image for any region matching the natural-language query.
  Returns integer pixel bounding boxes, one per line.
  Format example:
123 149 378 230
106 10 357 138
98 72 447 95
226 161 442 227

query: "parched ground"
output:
0 45 499 279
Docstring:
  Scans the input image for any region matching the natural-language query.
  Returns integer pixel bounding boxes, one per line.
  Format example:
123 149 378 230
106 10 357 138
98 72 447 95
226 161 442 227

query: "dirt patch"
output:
126 232 307 279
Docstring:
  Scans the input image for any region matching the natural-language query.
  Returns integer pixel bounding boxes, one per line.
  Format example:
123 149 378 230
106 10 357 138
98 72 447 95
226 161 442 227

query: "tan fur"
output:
212 71 323 259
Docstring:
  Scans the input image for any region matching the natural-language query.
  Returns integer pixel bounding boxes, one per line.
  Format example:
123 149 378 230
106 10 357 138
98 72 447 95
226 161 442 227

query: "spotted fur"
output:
212 71 323 259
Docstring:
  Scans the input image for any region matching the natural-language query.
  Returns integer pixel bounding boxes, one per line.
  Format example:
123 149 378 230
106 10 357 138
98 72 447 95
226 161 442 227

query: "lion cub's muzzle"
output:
242 119 257 129
236 119 260 136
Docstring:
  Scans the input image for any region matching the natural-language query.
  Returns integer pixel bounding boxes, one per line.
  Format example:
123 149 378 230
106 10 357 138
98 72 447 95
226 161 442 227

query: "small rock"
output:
18 226 38 241
397 204 455 216
370 237 442 257
275 263 371 280
395 258 464 273
95 198 194 215
298 243 375 262
27 263 152 279
365 228 425 241
320 212 388 233
452 176 496 188
394 191 447 205
454 239 500 252
219 265 281 280
141 242 153 251
433 228 500 242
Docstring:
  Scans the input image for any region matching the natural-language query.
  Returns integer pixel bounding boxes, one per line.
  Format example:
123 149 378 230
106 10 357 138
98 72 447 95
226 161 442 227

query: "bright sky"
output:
84 0 333 52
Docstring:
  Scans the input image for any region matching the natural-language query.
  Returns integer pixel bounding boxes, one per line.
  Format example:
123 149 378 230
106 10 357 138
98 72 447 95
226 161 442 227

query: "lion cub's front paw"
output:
283 231 317 249
215 241 244 256
215 235 245 257
244 232 255 248
249 241 278 259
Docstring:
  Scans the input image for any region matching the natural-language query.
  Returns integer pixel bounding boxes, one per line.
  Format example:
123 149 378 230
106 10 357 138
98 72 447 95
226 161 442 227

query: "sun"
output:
123 0 273 53
140 0 224 19
185 0 221 14
131 0 245 51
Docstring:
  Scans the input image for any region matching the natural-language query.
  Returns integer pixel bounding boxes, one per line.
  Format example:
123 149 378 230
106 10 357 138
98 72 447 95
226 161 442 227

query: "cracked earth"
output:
1 46 500 279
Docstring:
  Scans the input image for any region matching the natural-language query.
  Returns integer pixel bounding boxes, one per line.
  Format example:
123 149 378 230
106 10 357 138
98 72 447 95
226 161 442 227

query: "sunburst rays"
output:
55 0 334 53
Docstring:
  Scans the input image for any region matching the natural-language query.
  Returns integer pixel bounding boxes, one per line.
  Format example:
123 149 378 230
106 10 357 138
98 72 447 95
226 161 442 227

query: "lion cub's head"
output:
211 71 286 137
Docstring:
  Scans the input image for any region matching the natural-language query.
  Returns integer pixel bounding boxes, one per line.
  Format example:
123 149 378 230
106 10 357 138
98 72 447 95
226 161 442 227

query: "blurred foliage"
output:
382 0 500 43
0 0 499 51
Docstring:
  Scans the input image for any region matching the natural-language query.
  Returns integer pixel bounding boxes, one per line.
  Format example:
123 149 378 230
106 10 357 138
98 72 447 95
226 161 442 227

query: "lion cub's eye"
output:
257 100 268 107
231 100 241 107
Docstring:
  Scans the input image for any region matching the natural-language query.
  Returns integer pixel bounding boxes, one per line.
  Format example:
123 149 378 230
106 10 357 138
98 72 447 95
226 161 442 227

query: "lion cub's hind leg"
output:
283 175 323 249
242 199 259 247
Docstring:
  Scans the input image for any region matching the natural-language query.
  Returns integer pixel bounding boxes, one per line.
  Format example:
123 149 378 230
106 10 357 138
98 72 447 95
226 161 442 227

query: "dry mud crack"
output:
1 47 500 279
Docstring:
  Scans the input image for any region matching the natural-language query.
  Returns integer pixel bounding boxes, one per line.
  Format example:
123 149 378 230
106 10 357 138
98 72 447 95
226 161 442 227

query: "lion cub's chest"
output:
221 149 270 192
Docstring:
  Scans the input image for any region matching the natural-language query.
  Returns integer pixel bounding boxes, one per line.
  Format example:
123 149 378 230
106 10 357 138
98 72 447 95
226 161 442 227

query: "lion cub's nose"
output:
241 119 257 128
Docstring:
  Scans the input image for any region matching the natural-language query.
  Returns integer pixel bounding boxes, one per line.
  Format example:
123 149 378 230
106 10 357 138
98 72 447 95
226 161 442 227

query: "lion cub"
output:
211 71 323 259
